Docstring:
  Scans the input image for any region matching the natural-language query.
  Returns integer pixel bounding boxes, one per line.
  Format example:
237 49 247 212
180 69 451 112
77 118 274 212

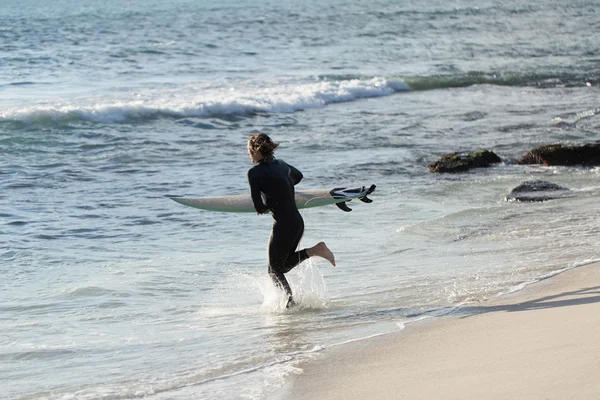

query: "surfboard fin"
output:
359 184 376 203
335 201 353 212
332 185 376 212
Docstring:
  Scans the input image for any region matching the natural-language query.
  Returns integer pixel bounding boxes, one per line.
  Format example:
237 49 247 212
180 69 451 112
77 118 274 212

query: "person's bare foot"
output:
308 242 335 266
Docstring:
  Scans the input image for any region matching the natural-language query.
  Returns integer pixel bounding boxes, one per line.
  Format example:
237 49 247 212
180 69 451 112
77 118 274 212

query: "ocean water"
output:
2 0 600 398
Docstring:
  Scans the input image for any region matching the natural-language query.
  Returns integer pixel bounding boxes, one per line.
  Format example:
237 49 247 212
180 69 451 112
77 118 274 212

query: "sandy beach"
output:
279 262 600 400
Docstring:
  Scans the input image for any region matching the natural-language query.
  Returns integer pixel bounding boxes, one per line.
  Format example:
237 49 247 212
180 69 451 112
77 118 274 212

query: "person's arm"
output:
287 163 303 186
247 169 269 214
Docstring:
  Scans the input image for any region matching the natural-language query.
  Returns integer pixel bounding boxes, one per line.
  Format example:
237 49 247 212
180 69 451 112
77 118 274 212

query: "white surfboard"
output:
169 184 376 213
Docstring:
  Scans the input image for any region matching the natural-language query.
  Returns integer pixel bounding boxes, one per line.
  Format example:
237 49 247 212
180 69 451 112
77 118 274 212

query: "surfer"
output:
247 133 336 308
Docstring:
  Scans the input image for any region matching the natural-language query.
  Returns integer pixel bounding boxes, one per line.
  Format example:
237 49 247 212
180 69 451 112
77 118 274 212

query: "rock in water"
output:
428 150 501 173
505 180 574 202
517 142 600 166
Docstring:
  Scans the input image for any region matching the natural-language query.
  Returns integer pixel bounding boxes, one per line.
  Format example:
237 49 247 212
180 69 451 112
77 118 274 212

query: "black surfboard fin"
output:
332 184 376 212
359 184 376 203
335 201 353 212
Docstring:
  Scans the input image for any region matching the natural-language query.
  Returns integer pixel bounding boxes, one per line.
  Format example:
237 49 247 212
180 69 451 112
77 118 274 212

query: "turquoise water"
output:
2 0 600 398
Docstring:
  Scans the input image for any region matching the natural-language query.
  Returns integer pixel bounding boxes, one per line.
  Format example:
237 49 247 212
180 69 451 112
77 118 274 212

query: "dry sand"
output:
278 262 600 400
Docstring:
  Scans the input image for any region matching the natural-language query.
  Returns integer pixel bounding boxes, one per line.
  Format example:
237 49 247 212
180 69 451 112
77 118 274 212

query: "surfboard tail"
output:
331 184 376 212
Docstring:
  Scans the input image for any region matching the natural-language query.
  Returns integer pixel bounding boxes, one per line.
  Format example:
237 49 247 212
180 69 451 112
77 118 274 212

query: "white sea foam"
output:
1 77 409 124
550 107 600 126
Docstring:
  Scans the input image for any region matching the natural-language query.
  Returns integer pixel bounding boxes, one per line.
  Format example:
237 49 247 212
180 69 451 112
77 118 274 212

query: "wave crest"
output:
1 77 409 125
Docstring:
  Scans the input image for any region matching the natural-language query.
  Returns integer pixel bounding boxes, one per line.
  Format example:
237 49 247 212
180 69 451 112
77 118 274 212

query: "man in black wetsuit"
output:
247 133 335 308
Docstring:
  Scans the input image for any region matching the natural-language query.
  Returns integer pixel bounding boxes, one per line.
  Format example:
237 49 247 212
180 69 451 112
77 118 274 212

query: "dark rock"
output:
428 150 501 173
505 180 574 202
517 142 600 166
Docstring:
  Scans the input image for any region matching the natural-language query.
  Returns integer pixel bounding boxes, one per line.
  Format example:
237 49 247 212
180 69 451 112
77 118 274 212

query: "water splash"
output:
257 260 330 313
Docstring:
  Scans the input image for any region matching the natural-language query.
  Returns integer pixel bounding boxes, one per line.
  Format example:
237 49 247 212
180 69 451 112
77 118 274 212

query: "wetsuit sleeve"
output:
287 163 303 185
247 169 269 214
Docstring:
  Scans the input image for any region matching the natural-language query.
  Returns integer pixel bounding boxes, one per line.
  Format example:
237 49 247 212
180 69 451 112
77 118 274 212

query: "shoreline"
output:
275 261 600 400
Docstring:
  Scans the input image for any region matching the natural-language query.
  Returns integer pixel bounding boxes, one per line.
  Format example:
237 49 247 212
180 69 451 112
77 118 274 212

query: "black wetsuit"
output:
247 159 308 304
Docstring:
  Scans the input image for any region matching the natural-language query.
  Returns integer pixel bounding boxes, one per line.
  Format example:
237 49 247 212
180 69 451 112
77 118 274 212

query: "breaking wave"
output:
1 77 409 125
2 70 596 126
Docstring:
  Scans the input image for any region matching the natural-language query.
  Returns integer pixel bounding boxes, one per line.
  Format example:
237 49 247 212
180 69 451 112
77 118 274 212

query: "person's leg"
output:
268 220 336 308
280 219 336 271
273 241 334 308
268 265 292 298
280 219 307 274
268 224 296 307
